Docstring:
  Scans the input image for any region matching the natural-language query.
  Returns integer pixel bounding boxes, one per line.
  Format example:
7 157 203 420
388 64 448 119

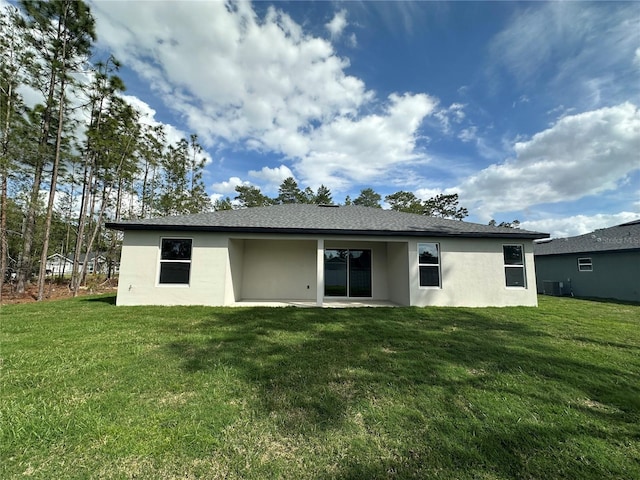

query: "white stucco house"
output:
106 204 549 307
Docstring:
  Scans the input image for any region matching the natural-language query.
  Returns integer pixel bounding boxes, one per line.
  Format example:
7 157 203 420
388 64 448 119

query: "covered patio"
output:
227 237 410 307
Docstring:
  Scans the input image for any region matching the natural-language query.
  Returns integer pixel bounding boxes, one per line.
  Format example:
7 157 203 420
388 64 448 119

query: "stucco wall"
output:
226 239 244 303
535 251 640 302
408 238 538 307
386 242 410 305
240 239 316 301
115 231 539 307
115 230 229 306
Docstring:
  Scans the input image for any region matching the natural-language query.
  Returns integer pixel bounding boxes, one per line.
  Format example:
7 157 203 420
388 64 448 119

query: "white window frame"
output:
577 257 593 272
418 242 441 288
158 237 193 286
503 244 527 288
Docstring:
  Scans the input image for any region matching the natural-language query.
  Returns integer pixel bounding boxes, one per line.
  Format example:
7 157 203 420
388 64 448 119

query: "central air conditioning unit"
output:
543 281 564 296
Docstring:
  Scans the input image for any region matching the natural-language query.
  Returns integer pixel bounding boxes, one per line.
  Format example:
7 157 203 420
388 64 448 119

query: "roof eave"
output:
535 247 640 256
104 222 548 240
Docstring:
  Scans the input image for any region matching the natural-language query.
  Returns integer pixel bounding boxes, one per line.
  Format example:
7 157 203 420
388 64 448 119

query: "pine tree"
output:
138 124 165 218
353 188 381 208
17 0 97 299
0 5 29 300
186 134 212 213
235 185 273 208
385 191 469 220
213 197 233 211
422 193 468 220
276 177 304 204
313 185 333 204
74 96 140 294
71 57 126 294
384 191 423 214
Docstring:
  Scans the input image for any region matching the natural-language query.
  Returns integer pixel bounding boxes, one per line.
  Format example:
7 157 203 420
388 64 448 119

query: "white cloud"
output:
326 10 348 39
634 47 640 68
489 2 640 107
512 95 530 108
248 165 294 191
458 126 477 143
434 103 466 133
210 176 250 195
296 92 437 190
459 103 640 216
90 2 438 193
522 212 640 238
415 188 444 200
92 1 372 148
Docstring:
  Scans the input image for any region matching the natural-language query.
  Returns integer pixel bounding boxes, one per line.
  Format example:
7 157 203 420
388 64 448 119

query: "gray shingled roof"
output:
106 204 548 239
534 219 640 256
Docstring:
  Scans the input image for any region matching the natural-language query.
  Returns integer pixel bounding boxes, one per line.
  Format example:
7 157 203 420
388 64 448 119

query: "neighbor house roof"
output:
534 219 640 256
106 204 548 240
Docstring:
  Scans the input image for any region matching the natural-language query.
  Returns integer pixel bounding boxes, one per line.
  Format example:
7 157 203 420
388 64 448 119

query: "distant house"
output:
45 252 117 276
534 220 640 302
106 204 548 307
45 253 75 276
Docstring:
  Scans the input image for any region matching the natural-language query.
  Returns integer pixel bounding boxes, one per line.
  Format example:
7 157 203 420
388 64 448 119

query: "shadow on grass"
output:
81 294 117 305
167 306 640 478
553 295 640 307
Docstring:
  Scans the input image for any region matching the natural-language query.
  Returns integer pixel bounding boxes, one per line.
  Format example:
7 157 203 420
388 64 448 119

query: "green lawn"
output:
1 296 639 479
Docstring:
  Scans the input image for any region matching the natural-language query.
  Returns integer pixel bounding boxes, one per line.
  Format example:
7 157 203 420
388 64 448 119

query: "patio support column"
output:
316 239 324 307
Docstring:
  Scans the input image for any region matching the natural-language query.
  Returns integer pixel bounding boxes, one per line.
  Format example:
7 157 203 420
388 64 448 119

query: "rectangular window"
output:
578 257 593 272
159 238 192 285
418 243 441 287
503 245 526 287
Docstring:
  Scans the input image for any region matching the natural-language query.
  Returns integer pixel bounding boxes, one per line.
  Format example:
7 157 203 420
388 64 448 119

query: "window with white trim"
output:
578 257 593 272
418 243 441 287
503 245 526 287
159 238 192 284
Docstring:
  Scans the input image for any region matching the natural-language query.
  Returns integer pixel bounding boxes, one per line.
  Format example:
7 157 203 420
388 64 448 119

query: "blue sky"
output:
42 2 640 235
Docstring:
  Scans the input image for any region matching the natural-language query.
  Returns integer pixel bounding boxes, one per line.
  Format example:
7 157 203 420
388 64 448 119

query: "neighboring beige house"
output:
106 204 548 307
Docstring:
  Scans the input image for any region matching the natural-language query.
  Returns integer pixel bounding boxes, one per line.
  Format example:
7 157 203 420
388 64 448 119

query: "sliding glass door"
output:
324 249 372 297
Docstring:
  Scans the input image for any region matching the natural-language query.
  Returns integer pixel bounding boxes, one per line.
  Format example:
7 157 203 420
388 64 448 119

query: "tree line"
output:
1 1 211 300
216 177 470 220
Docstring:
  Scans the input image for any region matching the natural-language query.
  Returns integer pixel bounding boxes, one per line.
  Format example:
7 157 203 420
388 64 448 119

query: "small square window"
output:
578 258 593 272
505 266 526 287
503 245 524 265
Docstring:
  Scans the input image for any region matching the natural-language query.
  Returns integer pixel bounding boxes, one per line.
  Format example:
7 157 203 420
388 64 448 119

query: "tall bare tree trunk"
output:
0 171 7 302
71 160 92 294
37 80 66 300
0 76 13 303
15 9 64 295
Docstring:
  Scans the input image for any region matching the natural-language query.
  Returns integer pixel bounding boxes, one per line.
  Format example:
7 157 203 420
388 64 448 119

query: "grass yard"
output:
1 296 639 479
